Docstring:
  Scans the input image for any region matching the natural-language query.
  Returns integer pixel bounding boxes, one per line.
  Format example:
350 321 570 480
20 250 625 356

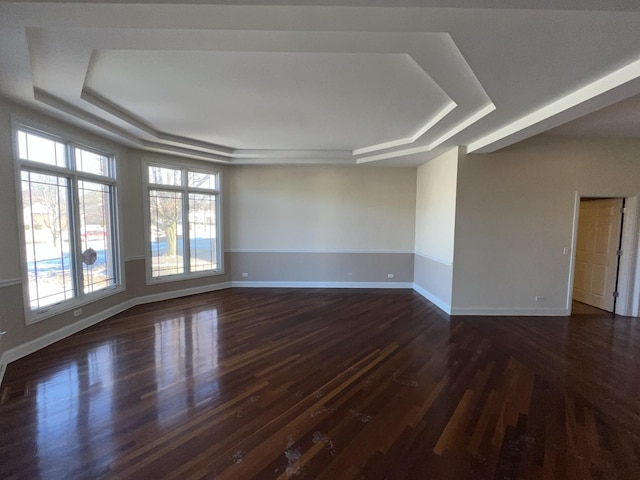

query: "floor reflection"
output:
36 363 80 474
34 342 117 478
154 309 220 428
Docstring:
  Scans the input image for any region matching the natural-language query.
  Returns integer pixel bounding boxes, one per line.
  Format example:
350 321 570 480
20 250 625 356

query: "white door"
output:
573 198 623 312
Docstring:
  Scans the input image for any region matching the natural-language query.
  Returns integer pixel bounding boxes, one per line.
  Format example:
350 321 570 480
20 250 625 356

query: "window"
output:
16 128 120 319
146 163 221 280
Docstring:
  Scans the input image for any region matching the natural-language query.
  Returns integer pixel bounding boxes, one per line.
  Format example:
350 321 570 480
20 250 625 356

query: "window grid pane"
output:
18 130 67 168
189 193 217 272
148 166 183 187
76 148 111 178
21 171 74 309
150 189 184 277
188 171 217 190
78 181 117 294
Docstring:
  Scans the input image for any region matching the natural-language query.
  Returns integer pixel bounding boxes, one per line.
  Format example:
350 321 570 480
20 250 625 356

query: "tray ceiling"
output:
1 1 640 166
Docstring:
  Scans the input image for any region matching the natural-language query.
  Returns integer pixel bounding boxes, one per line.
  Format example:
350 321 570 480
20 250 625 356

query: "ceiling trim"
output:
352 101 456 155
356 103 495 163
467 56 640 153
81 87 235 156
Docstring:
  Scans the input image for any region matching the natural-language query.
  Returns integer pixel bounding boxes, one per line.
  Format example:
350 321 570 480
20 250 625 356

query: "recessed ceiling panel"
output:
85 50 452 150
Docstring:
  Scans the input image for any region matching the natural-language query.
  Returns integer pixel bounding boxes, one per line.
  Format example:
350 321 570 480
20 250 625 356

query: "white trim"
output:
134 281 231 306
467 56 640 153
147 269 225 285
26 287 126 325
0 278 22 288
566 191 581 313
124 255 145 262
226 249 415 254
231 281 413 289
617 195 640 317
356 104 496 164
2 299 136 372
353 102 456 156
414 251 453 266
449 307 570 316
412 283 451 315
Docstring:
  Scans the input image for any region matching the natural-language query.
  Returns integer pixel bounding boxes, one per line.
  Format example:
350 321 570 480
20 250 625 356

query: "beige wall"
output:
228 165 417 284
229 251 414 284
414 147 458 262
413 148 458 311
229 165 416 252
452 136 640 314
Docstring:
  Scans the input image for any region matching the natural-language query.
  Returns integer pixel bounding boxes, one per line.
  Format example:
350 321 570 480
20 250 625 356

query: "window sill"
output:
26 285 126 325
146 269 225 285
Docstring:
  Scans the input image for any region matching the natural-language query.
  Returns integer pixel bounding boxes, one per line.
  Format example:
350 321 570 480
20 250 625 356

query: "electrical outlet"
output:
241 272 249 278
535 296 544 302
73 308 82 317
387 273 394 279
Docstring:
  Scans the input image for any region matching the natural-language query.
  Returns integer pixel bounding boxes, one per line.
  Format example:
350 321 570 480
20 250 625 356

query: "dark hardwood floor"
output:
1 288 640 479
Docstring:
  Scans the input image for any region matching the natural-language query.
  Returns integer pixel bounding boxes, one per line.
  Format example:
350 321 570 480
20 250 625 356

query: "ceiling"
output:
1 1 640 166
545 93 640 139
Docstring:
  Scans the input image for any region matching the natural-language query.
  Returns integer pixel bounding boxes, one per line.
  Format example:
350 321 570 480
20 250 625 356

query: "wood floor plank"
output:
1 288 640 479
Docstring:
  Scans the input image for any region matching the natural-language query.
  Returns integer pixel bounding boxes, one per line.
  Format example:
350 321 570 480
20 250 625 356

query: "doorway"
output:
572 198 624 313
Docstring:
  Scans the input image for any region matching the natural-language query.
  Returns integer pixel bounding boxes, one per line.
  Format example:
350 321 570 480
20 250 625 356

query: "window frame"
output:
143 159 224 284
12 119 124 324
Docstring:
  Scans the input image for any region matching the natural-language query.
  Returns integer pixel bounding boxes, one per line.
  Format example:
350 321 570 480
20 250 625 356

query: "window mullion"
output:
183 189 191 274
70 173 83 300
69 144 83 300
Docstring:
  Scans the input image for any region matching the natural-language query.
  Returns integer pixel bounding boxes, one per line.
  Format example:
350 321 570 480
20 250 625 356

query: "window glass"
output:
189 193 217 272
76 148 111 177
149 189 184 277
21 171 74 309
148 165 182 186
18 130 67 168
78 181 116 293
188 171 217 190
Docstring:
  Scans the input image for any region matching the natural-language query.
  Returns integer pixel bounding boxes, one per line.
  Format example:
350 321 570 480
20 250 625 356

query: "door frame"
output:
567 192 640 316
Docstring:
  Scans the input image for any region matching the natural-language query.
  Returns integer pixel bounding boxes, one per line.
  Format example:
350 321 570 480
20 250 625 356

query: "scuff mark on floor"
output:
363 374 380 388
232 450 244 464
349 408 373 423
310 407 336 418
392 371 419 387
312 431 336 456
284 445 304 477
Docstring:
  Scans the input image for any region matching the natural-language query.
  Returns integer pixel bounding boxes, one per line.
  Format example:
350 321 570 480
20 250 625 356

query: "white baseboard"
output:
0 277 570 388
1 300 136 370
412 283 452 314
449 307 570 316
231 280 413 289
134 282 232 306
